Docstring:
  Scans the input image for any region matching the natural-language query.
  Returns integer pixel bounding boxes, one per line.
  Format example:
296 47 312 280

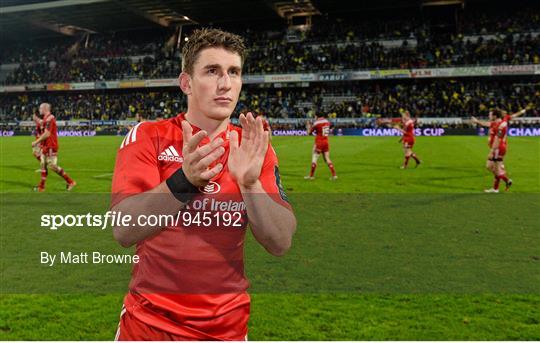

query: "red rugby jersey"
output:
111 113 290 340
496 120 509 149
309 117 330 145
403 118 415 141
42 113 59 152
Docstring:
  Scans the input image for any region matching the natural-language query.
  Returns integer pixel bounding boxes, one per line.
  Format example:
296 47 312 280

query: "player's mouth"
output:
214 96 233 105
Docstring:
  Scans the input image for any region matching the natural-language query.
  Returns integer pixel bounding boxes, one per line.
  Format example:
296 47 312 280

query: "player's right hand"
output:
180 120 225 187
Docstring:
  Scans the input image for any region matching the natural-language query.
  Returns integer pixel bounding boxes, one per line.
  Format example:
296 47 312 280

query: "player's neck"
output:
184 111 230 139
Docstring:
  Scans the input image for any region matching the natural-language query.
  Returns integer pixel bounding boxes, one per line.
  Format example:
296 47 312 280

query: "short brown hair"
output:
181 28 247 75
491 108 503 118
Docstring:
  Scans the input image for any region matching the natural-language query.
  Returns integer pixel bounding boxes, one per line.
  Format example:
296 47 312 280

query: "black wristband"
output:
165 168 200 203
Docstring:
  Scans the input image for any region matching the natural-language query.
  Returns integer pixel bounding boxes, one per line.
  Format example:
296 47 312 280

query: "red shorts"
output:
496 145 507 159
315 142 329 153
115 294 249 341
402 138 415 149
115 307 249 341
116 308 187 341
41 146 58 156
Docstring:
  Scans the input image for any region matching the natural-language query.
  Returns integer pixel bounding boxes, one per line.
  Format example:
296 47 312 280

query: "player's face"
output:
39 104 48 116
186 47 242 121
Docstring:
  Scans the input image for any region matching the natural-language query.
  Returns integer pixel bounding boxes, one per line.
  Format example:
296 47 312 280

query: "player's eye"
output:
229 69 240 76
207 68 217 75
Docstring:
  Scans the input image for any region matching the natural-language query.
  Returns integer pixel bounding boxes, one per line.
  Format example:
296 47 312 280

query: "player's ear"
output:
179 72 192 95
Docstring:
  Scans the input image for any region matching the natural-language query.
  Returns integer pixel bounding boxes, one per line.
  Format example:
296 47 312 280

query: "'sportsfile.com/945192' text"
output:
40 210 243 231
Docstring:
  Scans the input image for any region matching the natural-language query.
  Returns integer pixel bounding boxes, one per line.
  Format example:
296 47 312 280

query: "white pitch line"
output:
93 173 113 179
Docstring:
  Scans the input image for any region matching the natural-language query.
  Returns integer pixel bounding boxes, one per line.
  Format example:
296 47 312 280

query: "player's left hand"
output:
31 141 37 147
228 112 269 189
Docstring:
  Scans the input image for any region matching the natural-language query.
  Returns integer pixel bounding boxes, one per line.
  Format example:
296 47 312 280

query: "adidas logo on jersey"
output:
158 146 183 163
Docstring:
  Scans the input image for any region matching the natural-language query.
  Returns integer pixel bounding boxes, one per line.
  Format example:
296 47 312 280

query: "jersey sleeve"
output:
258 144 292 210
43 115 54 130
497 121 508 138
111 123 161 208
308 123 314 135
312 123 320 136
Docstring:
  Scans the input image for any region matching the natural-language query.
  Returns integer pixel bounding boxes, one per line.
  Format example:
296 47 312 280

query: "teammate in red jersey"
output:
304 116 337 180
472 108 527 193
31 103 76 192
111 28 296 341
393 110 421 169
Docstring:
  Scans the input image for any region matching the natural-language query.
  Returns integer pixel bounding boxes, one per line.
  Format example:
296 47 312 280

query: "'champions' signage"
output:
508 127 540 137
272 130 308 136
477 127 540 137
360 128 445 137
58 130 97 137
0 130 15 137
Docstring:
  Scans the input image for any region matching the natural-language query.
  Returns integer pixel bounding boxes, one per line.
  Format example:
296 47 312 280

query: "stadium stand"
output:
1 79 538 123
1 0 538 130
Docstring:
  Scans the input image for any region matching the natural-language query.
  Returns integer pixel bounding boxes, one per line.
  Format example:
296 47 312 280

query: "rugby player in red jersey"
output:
304 115 337 180
393 110 421 169
472 108 526 193
111 29 296 340
31 103 76 192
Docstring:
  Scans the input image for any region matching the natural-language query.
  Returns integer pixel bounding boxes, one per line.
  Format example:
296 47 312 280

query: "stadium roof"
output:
0 0 528 41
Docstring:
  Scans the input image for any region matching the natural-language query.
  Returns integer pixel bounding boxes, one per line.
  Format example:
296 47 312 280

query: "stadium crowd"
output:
1 79 537 122
1 7 539 84
2 32 538 84
1 6 538 130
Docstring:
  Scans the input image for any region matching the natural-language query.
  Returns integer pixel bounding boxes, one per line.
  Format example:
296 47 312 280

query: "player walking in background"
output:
31 103 76 192
472 113 500 176
305 115 337 180
393 110 421 169
472 107 527 193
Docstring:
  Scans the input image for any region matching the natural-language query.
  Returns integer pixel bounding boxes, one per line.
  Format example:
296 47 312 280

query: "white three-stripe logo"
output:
120 122 143 149
158 146 183 163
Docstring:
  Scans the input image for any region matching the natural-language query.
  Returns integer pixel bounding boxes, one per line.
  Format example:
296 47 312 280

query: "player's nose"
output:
217 73 232 91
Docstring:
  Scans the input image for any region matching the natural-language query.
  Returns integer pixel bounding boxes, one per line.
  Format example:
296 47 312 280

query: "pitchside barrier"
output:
1 117 539 137
2 127 540 137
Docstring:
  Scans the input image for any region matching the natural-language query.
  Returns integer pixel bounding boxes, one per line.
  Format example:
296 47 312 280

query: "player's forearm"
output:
33 132 49 144
240 181 296 256
475 120 490 127
112 182 187 247
511 109 526 119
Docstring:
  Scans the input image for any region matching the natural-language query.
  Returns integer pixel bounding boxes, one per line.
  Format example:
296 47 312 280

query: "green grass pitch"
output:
1 135 539 340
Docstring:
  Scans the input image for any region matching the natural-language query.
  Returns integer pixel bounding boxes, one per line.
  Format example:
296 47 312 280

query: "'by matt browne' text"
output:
40 251 139 266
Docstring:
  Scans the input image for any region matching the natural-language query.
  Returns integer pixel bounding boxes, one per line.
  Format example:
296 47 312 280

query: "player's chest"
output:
155 141 248 231
155 141 242 197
